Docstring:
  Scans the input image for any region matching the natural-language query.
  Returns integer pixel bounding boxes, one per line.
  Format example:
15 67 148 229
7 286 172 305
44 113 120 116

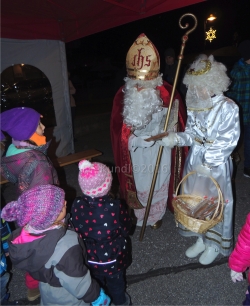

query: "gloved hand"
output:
196 164 211 177
157 132 176 148
230 269 243 283
92 288 110 306
129 135 154 148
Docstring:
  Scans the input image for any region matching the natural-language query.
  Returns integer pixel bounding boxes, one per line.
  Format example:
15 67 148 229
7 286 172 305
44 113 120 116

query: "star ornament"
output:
206 27 216 43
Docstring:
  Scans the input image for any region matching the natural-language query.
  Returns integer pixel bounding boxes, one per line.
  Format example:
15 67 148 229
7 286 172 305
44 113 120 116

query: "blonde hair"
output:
52 220 67 228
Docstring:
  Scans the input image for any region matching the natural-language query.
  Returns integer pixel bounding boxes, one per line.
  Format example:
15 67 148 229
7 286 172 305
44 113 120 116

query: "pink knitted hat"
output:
78 160 112 197
1 184 65 230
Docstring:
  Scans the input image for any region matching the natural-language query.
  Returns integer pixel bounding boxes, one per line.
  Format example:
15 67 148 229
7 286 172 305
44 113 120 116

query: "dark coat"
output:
163 61 178 85
71 194 131 276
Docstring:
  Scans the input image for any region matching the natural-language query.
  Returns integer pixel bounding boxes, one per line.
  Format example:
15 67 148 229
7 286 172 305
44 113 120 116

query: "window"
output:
1 64 56 127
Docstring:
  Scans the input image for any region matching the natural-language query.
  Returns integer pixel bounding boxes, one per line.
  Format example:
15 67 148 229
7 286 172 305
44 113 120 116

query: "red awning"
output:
1 0 205 42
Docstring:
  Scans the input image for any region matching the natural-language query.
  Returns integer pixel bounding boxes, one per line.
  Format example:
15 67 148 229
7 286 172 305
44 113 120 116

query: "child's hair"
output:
0 107 40 141
1 184 65 230
52 220 67 228
78 160 112 197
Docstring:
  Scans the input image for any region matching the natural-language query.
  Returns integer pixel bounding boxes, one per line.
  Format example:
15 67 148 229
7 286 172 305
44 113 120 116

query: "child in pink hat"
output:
2 184 110 306
70 160 132 305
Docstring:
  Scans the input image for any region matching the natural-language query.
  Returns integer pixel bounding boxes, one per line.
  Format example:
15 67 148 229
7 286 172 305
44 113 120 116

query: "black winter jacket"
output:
71 194 131 276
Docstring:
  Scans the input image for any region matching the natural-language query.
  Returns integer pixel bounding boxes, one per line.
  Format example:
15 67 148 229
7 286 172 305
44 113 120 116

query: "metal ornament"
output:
139 13 198 241
186 60 211 75
206 27 216 43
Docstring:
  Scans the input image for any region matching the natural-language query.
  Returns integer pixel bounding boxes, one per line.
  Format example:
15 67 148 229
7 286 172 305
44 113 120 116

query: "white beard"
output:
186 85 213 109
122 81 163 130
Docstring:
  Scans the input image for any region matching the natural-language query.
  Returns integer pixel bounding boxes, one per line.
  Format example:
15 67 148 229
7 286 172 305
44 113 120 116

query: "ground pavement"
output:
1 110 250 305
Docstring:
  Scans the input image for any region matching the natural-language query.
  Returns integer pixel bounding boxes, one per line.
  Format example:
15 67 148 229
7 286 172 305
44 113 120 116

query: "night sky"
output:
66 0 250 70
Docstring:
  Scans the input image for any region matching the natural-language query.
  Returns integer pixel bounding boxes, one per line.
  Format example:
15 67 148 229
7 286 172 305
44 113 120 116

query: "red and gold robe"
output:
110 81 188 213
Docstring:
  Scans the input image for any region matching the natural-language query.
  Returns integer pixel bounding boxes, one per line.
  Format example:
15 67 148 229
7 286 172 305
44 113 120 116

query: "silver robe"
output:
175 94 240 255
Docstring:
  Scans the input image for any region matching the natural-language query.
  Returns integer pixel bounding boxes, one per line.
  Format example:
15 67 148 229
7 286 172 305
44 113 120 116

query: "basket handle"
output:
213 188 224 221
175 171 196 195
175 171 224 222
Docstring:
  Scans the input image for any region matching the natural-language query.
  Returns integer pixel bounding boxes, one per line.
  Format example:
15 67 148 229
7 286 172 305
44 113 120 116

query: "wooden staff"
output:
139 13 198 241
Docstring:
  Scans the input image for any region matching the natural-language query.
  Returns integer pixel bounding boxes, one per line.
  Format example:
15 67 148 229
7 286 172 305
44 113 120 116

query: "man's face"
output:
165 56 174 65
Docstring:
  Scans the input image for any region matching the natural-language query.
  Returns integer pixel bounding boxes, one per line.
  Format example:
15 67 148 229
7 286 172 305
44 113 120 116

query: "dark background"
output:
2 0 250 118
66 0 250 72
64 0 250 107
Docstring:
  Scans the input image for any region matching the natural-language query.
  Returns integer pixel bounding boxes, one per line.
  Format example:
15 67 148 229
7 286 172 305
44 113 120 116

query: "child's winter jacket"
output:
8 221 100 306
0 211 11 276
229 213 250 283
1 142 58 196
71 194 131 276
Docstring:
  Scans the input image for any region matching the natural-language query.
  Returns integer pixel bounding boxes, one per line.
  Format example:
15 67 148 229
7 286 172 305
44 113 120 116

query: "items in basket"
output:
175 197 219 221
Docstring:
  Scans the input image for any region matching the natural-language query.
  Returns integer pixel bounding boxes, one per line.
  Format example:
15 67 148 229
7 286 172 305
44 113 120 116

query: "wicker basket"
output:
172 171 224 234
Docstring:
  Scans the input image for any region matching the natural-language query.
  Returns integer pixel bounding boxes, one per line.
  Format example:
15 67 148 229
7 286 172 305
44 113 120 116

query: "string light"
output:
206 27 216 43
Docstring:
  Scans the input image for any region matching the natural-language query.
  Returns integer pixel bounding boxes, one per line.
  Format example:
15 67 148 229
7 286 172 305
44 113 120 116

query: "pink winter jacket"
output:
229 213 250 283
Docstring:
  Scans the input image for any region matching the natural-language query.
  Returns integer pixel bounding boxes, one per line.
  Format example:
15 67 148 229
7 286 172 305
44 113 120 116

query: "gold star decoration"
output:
206 27 216 43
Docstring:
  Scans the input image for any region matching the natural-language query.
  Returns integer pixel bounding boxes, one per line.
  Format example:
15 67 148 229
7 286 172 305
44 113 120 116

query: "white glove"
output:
195 164 211 177
129 135 154 149
230 269 243 283
157 132 176 148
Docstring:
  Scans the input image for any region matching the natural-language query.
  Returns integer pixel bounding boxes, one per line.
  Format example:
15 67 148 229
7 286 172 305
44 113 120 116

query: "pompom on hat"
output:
78 160 112 197
0 107 40 141
1 184 65 230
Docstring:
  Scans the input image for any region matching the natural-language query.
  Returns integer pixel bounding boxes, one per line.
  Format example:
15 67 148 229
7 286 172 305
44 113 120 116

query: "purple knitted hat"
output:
0 107 40 141
78 160 112 197
1 185 65 230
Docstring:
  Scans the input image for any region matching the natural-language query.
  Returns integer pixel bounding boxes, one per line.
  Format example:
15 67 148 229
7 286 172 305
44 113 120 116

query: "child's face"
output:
36 120 45 136
56 200 67 222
